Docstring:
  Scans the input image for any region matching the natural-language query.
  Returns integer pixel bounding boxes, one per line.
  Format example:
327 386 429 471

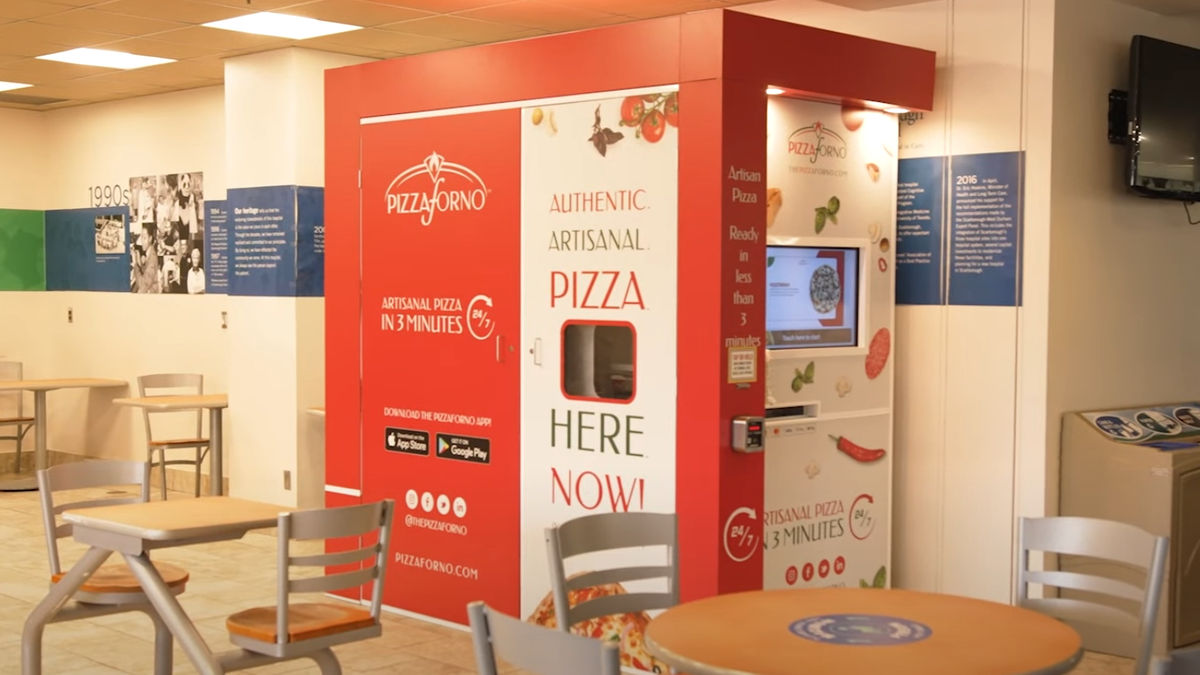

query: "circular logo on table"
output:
790 614 932 645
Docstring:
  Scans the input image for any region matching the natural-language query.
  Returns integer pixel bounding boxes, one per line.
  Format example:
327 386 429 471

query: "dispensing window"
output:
561 321 635 402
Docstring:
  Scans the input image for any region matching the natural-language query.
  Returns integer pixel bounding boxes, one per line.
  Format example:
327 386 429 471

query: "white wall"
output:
223 48 367 506
0 109 47 208
0 87 229 466
0 50 356 505
1045 0 1200 509
746 0 1054 601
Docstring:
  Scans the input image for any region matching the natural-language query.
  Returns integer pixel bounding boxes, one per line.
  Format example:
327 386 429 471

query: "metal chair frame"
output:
1018 515 1169 675
545 511 679 631
137 372 209 499
28 460 181 675
223 499 395 675
468 600 620 675
0 360 34 473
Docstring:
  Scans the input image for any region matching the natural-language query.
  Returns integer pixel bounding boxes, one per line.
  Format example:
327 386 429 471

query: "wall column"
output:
223 48 370 506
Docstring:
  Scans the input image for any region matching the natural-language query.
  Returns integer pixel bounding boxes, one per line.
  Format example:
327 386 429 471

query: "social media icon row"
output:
405 489 468 518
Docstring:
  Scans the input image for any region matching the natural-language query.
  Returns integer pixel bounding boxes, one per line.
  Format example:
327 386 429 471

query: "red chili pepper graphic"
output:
829 435 886 463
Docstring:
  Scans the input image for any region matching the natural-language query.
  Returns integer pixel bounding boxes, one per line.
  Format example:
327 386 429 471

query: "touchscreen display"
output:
765 245 860 349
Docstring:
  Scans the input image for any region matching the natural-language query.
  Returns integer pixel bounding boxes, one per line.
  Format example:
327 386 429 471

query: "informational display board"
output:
229 185 296 297
44 207 130 292
205 200 230 294
0 209 46 291
896 151 1024 306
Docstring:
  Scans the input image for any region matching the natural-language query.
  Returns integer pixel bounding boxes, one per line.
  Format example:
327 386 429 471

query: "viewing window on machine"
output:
561 322 635 402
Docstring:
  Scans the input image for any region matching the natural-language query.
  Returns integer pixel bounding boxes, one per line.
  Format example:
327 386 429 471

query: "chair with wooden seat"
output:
35 460 190 675
225 499 395 674
0 360 34 474
137 372 209 499
545 511 679 633
1018 515 1169 675
468 600 620 675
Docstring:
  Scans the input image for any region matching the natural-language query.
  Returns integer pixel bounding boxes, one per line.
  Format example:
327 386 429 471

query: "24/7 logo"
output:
787 121 847 164
385 151 488 226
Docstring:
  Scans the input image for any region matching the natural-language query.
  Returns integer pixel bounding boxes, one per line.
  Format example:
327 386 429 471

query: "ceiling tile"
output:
198 0 333 10
365 0 515 11
114 55 226 83
459 1 631 32
100 37 217 60
152 25 290 50
283 37 382 57
379 14 541 42
0 0 74 21
32 9 190 37
0 56 112 80
263 0 433 26
303 26 467 53
40 0 116 7
95 0 250 24
0 31 73 58
0 21 128 50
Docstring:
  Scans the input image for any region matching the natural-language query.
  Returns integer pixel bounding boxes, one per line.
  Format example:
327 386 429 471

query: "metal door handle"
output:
529 338 542 366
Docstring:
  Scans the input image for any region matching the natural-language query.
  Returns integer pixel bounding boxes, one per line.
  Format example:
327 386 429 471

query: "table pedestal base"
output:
0 473 38 492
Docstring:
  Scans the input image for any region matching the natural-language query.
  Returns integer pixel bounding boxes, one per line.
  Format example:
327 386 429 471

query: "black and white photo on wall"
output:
128 172 206 294
94 213 125 255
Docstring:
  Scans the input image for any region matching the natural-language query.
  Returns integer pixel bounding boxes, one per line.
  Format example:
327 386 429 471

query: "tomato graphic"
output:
641 110 666 143
664 92 679 126
620 96 644 124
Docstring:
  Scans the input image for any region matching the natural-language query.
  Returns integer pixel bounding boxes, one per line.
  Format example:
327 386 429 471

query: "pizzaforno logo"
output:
787 122 847 164
385 151 488 226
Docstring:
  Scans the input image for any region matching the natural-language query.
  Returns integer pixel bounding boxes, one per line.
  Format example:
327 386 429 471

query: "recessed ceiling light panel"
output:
36 48 174 70
202 12 361 40
0 80 31 92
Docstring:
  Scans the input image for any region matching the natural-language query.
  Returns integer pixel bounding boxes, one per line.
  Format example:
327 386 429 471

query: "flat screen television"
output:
765 244 861 350
1127 35 1200 201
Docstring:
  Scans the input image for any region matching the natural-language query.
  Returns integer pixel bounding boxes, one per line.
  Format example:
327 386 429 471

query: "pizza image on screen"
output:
527 577 668 673
810 263 841 314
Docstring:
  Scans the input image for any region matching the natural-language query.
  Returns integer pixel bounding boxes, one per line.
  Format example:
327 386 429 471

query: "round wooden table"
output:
644 588 1082 675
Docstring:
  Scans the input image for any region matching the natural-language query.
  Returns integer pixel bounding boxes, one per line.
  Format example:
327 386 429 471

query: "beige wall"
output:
1045 0 1200 510
0 109 47 208
0 87 228 465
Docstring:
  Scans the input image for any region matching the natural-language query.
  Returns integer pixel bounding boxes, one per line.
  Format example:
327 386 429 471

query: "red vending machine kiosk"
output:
325 8 933 667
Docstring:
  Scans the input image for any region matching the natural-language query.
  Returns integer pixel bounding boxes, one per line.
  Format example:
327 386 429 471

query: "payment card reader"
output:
732 416 765 453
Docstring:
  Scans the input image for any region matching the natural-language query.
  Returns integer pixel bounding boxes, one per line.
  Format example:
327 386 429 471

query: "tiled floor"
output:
0 480 1134 674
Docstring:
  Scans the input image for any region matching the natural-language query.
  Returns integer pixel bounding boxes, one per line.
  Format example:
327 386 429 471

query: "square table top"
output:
0 378 127 392
64 496 287 541
113 394 228 410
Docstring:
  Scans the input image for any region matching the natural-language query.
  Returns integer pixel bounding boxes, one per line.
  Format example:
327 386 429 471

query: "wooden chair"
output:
545 511 679 631
137 373 209 499
468 600 620 675
0 360 34 474
225 499 395 674
35 460 190 674
1018 516 1169 675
